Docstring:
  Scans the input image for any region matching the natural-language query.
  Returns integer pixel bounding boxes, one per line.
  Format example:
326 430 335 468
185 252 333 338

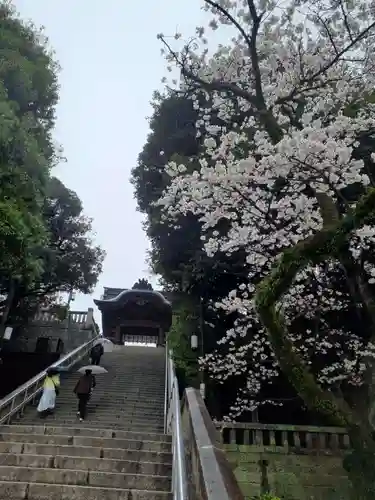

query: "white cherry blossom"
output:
156 0 375 420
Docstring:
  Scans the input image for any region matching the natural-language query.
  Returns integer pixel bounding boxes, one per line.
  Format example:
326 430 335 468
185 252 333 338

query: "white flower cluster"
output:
157 0 375 420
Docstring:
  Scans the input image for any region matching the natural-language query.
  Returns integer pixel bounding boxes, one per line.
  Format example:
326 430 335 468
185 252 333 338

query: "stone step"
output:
64 408 165 416
50 414 164 425
92 378 165 382
53 391 164 399
59 388 164 392
58 382 164 395
94 378 165 381
16 420 164 433
33 400 165 409
17 413 165 426
53 402 165 411
100 374 164 378
0 433 171 452
73 368 164 372
35 402 163 412
93 362 164 365
96 365 165 369
84 363 164 368
0 481 172 500
1 425 171 442
56 392 165 398
25 416 164 428
50 406 164 416
95 377 164 381
0 442 172 463
71 391 161 396
0 465 171 491
54 404 164 415
62 394 165 400
0 453 172 476
51 407 164 416
77 378 164 383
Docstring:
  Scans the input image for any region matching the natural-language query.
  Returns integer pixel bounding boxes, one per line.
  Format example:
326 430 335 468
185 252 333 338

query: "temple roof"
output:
94 288 172 311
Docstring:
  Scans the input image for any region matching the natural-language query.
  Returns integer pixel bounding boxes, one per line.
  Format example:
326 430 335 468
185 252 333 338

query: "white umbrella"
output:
93 338 114 353
77 365 108 375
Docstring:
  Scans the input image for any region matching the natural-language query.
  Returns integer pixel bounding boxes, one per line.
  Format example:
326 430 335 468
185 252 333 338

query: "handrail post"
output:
163 343 168 433
164 347 189 500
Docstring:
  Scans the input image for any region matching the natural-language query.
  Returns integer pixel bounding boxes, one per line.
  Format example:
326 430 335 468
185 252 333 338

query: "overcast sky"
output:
12 0 210 319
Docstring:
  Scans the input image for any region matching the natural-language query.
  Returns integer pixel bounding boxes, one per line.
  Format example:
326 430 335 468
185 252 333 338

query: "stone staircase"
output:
0 346 173 499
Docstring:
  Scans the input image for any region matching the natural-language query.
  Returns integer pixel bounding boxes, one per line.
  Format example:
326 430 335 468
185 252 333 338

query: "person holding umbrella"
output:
74 369 96 421
74 365 107 421
37 367 60 418
90 340 104 366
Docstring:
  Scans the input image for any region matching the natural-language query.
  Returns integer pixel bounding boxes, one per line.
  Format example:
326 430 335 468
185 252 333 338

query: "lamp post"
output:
198 295 206 399
191 294 206 399
66 287 75 348
67 287 75 311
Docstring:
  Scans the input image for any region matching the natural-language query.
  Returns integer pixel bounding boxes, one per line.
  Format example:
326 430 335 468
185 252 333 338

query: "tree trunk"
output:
0 279 16 335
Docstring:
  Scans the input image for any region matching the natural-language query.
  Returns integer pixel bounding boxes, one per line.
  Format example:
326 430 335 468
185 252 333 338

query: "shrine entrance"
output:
123 334 158 346
121 323 158 345
94 288 172 347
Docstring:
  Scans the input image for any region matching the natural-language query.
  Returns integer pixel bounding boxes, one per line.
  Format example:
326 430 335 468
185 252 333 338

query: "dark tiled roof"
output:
99 287 181 305
102 287 127 300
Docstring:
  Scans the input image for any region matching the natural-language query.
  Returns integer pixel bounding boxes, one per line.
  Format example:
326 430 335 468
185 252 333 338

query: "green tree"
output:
8 177 105 321
0 4 105 325
0 3 59 325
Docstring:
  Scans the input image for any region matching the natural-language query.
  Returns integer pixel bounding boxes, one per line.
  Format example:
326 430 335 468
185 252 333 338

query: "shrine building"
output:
94 286 173 346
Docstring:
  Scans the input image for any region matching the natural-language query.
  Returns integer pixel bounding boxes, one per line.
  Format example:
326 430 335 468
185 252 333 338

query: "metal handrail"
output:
164 347 189 500
0 335 100 424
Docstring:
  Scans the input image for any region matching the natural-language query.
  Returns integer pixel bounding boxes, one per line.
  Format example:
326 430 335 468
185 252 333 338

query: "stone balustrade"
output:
69 310 88 324
33 308 94 328
215 422 350 453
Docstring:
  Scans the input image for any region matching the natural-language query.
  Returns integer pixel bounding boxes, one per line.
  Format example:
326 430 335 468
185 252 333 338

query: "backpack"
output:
92 344 103 356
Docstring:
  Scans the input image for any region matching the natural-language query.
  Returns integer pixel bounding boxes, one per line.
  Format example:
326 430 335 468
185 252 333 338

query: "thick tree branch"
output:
246 0 266 108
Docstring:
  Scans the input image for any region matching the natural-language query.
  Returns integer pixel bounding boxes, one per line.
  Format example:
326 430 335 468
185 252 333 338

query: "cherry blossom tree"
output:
156 0 375 492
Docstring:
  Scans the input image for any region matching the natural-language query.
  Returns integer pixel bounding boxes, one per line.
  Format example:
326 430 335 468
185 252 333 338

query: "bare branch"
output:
317 14 339 57
204 0 253 49
338 0 354 43
317 21 375 77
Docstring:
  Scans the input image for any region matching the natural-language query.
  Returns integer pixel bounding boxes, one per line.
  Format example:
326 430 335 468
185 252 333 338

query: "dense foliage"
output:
0 3 105 325
167 300 200 394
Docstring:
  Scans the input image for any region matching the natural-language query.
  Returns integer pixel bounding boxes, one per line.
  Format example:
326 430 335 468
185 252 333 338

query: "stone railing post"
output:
84 308 94 329
182 388 244 500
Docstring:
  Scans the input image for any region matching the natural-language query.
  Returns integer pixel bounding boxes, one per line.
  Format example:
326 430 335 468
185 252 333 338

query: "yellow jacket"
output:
43 374 60 390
